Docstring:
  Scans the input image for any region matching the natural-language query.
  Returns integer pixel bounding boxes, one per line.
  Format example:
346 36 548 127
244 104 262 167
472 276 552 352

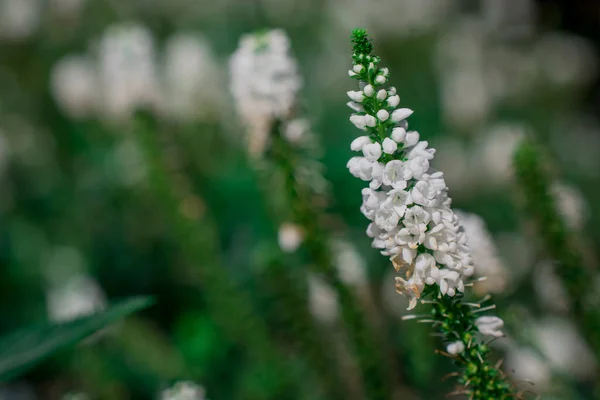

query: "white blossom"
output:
229 29 301 156
446 340 465 355
163 33 222 121
387 95 400 108
475 316 504 337
161 381 206 400
308 273 339 324
347 53 485 310
362 142 382 162
46 273 106 323
391 108 414 122
97 22 161 120
278 223 304 252
382 138 397 154
347 90 364 103
391 127 406 143
377 109 390 122
50 55 98 119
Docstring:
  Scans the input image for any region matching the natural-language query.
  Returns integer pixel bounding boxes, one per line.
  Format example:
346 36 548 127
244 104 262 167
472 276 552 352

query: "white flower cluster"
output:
346 71 474 309
51 23 223 122
161 382 207 400
229 29 302 156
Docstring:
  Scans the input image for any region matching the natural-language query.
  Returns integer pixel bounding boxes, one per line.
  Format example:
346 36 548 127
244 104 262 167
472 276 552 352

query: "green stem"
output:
133 111 298 399
513 138 600 387
267 121 391 400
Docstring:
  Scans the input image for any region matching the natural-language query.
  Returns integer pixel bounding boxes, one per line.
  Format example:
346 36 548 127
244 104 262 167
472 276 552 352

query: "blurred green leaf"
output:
0 296 154 382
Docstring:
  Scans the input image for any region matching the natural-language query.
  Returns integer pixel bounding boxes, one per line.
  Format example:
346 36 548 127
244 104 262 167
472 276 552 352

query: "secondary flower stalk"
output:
347 29 517 399
230 29 392 400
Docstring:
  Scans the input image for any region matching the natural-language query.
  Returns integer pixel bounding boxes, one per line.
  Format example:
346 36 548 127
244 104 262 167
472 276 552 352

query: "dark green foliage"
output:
0 296 153 382
513 138 600 367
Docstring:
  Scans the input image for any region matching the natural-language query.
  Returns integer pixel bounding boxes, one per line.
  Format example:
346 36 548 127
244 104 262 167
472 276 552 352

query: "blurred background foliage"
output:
0 0 599 399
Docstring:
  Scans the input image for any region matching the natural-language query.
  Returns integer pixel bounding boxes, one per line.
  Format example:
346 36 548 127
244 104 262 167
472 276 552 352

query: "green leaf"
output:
0 296 154 382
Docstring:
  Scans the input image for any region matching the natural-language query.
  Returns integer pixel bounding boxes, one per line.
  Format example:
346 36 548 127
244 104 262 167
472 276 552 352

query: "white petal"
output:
382 137 397 154
391 108 414 122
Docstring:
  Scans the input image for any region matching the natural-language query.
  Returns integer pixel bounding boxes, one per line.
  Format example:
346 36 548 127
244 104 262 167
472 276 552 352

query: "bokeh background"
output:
1 0 599 399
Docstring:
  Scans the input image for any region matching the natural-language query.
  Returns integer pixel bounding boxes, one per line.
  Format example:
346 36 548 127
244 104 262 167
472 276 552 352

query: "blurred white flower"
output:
332 239 367 286
97 22 161 119
161 381 206 400
534 32 597 87
229 29 301 156
163 33 223 122
456 211 508 294
505 347 551 388
533 261 569 313
0 0 40 40
283 118 310 144
46 273 106 323
475 316 504 337
277 223 304 253
440 68 491 129
480 0 536 39
533 317 596 380
551 182 588 231
446 340 464 355
473 123 525 185
61 393 91 400
430 138 471 194
328 0 454 38
495 232 534 283
259 0 313 26
51 55 98 119
308 273 338 324
44 246 106 323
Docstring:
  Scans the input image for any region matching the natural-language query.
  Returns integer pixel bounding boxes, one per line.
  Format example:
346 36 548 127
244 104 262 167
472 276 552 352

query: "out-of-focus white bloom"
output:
333 239 367 286
475 316 504 337
551 182 588 231
283 118 310 144
97 22 161 120
0 0 40 40
446 340 465 355
229 29 301 157
533 261 569 313
163 33 222 122
480 0 535 39
456 211 508 294
473 123 525 185
44 246 106 323
46 273 106 323
51 55 98 119
308 273 338 324
534 317 596 380
440 69 491 129
430 138 471 194
62 392 92 400
328 0 455 39
161 381 206 400
277 223 304 253
534 33 597 87
505 347 551 388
